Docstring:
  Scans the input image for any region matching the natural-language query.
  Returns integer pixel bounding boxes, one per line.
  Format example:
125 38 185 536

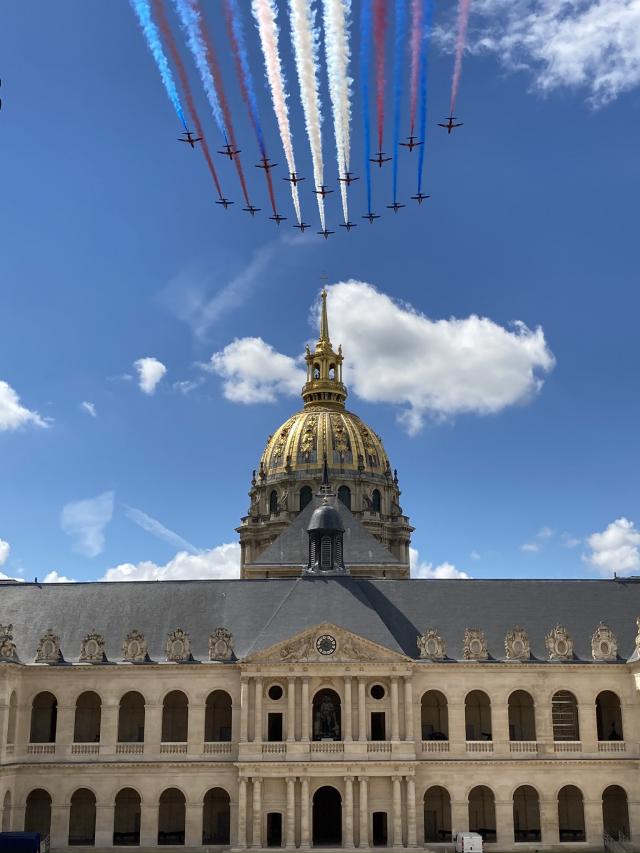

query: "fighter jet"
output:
218 142 241 160
411 192 430 205
216 197 234 209
284 172 304 186
314 185 334 198
255 156 277 171
317 228 335 240
400 135 422 151
362 211 380 223
178 131 202 148
269 213 287 225
370 151 391 168
338 171 359 186
243 204 261 216
294 222 310 232
387 201 405 213
339 221 358 231
438 115 463 134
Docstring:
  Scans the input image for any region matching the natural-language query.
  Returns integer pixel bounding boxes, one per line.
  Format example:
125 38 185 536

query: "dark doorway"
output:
371 712 386 741
372 812 388 846
313 786 342 847
268 713 283 742
267 813 282 848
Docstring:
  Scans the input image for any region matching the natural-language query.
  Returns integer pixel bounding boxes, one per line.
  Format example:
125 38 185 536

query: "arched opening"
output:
74 691 101 743
596 691 623 741
118 691 145 743
602 785 629 841
558 785 585 842
421 690 449 740
508 691 536 741
468 786 496 842
329 364 336 380
7 691 17 745
162 691 188 743
269 490 278 514
2 791 11 832
513 786 541 842
205 691 232 742
114 788 141 846
203 788 230 845
30 692 57 743
313 364 320 380
337 485 351 511
371 489 381 513
158 788 185 846
424 786 452 842
313 786 341 847
69 788 96 846
300 486 313 512
465 690 492 741
552 691 580 741
24 789 51 837
312 689 341 741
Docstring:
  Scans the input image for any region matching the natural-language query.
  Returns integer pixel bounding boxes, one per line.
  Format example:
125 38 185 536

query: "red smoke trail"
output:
373 0 387 151
408 0 423 136
449 0 471 115
153 0 223 198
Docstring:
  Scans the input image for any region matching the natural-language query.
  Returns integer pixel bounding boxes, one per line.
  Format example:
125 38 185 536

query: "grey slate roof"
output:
1 576 639 663
251 498 402 567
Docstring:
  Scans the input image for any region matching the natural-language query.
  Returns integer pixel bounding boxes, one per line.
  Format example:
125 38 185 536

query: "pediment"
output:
242 622 410 664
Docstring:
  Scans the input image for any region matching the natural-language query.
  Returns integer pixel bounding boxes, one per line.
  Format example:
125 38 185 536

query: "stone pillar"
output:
99 701 119 754
358 678 367 742
579 701 598 752
627 799 640 843
254 678 263 744
491 699 510 754
188 705 205 755
286 777 296 849
536 695 554 753
392 775 403 848
287 677 296 742
358 777 368 849
140 801 157 847
50 803 69 848
584 798 602 846
15 700 31 753
251 777 262 848
301 778 310 849
237 778 248 850
539 797 558 845
144 703 162 756
301 679 310 741
495 800 514 847
406 777 417 847
390 677 400 741
448 702 466 753
240 679 249 742
451 798 469 835
404 677 414 741
185 802 203 847
56 704 75 750
344 677 353 741
344 776 355 848
12 805 26 833
95 803 116 848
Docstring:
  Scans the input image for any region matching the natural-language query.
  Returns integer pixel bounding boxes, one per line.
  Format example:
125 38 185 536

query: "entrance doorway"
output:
372 812 388 846
268 713 283 742
371 712 386 741
313 786 342 847
267 812 282 847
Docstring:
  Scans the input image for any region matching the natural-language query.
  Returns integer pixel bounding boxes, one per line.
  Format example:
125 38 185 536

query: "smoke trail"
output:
129 0 188 130
152 0 223 198
450 0 471 115
251 0 302 223
391 0 407 202
360 0 373 213
223 0 278 214
373 0 386 152
417 0 432 194
408 0 423 136
288 0 326 230
322 0 353 223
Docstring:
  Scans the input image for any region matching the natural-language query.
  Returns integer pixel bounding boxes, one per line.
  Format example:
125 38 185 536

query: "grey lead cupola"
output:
306 457 347 574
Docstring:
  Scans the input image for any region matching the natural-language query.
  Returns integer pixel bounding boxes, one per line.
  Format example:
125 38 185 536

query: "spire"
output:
319 288 330 343
301 287 348 410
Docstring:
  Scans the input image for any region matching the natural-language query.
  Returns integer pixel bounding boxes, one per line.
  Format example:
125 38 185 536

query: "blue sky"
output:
1 0 639 584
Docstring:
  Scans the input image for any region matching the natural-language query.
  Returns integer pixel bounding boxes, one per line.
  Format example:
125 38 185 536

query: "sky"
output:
1 0 639 585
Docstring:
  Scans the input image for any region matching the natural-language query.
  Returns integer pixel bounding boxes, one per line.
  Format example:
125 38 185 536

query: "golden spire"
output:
319 287 330 343
301 287 347 410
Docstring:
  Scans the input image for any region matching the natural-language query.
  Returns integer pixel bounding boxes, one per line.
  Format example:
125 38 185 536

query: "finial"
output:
319 283 330 343
319 453 332 502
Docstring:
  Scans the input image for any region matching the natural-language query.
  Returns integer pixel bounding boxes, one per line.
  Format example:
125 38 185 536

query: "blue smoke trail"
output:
417 0 432 194
129 0 188 130
360 0 373 213
392 0 407 203
225 0 267 156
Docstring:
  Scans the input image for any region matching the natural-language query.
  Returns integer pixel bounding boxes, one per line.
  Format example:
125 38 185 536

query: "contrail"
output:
152 0 224 198
360 0 373 213
417 0 432 194
251 0 302 223
322 0 353 223
391 0 407 203
223 0 278 214
450 0 471 115
408 0 423 136
373 0 387 152
129 0 188 130
288 0 325 230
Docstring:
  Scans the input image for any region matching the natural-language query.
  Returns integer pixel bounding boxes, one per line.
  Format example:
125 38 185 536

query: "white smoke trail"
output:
322 0 353 222
251 0 302 223
288 0 325 230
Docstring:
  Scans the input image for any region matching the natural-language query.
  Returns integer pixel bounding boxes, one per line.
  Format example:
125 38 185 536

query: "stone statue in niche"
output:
122 629 148 663
80 631 106 663
209 627 234 661
0 624 17 661
35 629 63 663
317 694 339 739
417 628 446 660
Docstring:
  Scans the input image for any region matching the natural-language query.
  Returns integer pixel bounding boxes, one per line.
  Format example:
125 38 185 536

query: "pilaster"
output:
390 677 400 741
254 678 263 744
237 778 248 850
344 776 355 848
301 679 310 742
287 677 296 741
144 703 162 756
495 800 514 847
139 801 157 847
358 678 367 742
251 777 261 848
98 701 119 755
185 802 203 847
404 677 414 742
358 777 368 849
188 705 205 754
344 676 353 741
286 777 296 849
50 803 69 848
406 777 417 848
584 798 602 846
300 778 310 849
95 803 115 848
392 775 403 848
240 678 249 742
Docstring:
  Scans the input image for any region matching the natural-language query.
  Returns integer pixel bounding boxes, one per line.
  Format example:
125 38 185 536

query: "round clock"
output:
316 634 337 656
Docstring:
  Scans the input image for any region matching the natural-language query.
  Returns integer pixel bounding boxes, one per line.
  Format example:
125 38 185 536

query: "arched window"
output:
371 489 381 513
313 364 321 380
312 689 341 741
205 691 232 742
74 691 101 743
468 786 496 842
337 485 351 510
162 691 188 743
118 691 145 743
558 786 585 842
421 690 449 740
69 788 96 846
7 691 17 745
300 485 313 511
508 690 536 741
30 692 57 743
269 490 278 514
114 788 141 847
158 788 185 846
552 691 579 741
203 788 231 845
2 791 11 833
513 786 541 842
329 364 336 380
424 786 452 842
25 789 51 837
602 785 630 841
465 690 492 741
596 691 623 741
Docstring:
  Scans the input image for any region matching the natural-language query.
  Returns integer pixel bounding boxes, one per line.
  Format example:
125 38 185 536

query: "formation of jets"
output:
178 113 465 234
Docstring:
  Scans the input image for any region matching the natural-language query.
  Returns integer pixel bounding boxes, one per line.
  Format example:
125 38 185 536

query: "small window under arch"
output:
269 490 278 514
300 485 313 511
337 485 351 510
371 489 381 513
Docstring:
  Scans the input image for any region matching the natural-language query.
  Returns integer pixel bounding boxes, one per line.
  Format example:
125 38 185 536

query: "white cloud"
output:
470 550 482 561
80 401 97 417
101 542 240 582
173 378 204 395
410 547 470 579
562 533 581 548
207 338 306 404
0 572 22 582
521 542 540 553
537 526 555 539
42 571 75 583
124 505 198 554
584 517 640 576
0 539 10 566
61 491 114 558
134 357 167 395
0 380 49 431
469 0 640 106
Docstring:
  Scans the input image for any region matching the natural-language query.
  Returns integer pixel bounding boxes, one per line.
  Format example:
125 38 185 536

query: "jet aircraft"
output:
243 204 261 216
387 201 405 213
338 172 359 186
284 172 304 186
218 142 241 160
362 211 380 223
255 156 277 171
400 135 422 151
178 131 202 148
370 151 391 167
317 228 335 240
269 213 287 225
339 221 357 231
411 192 430 205
438 115 463 134
314 185 334 198
216 197 233 209
294 222 310 232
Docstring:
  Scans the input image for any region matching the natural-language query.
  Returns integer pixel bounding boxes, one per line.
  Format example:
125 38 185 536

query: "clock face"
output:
316 634 337 656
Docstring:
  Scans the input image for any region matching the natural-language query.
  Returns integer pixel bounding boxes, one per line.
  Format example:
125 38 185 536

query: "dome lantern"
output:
306 457 347 574
302 289 347 410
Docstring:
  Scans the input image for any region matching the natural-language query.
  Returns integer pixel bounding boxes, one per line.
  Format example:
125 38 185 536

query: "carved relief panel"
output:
504 627 531 660
591 622 617 661
79 631 106 663
209 627 234 661
122 629 148 663
545 625 573 661
166 628 192 662
417 628 446 660
464 628 488 661
35 629 63 663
